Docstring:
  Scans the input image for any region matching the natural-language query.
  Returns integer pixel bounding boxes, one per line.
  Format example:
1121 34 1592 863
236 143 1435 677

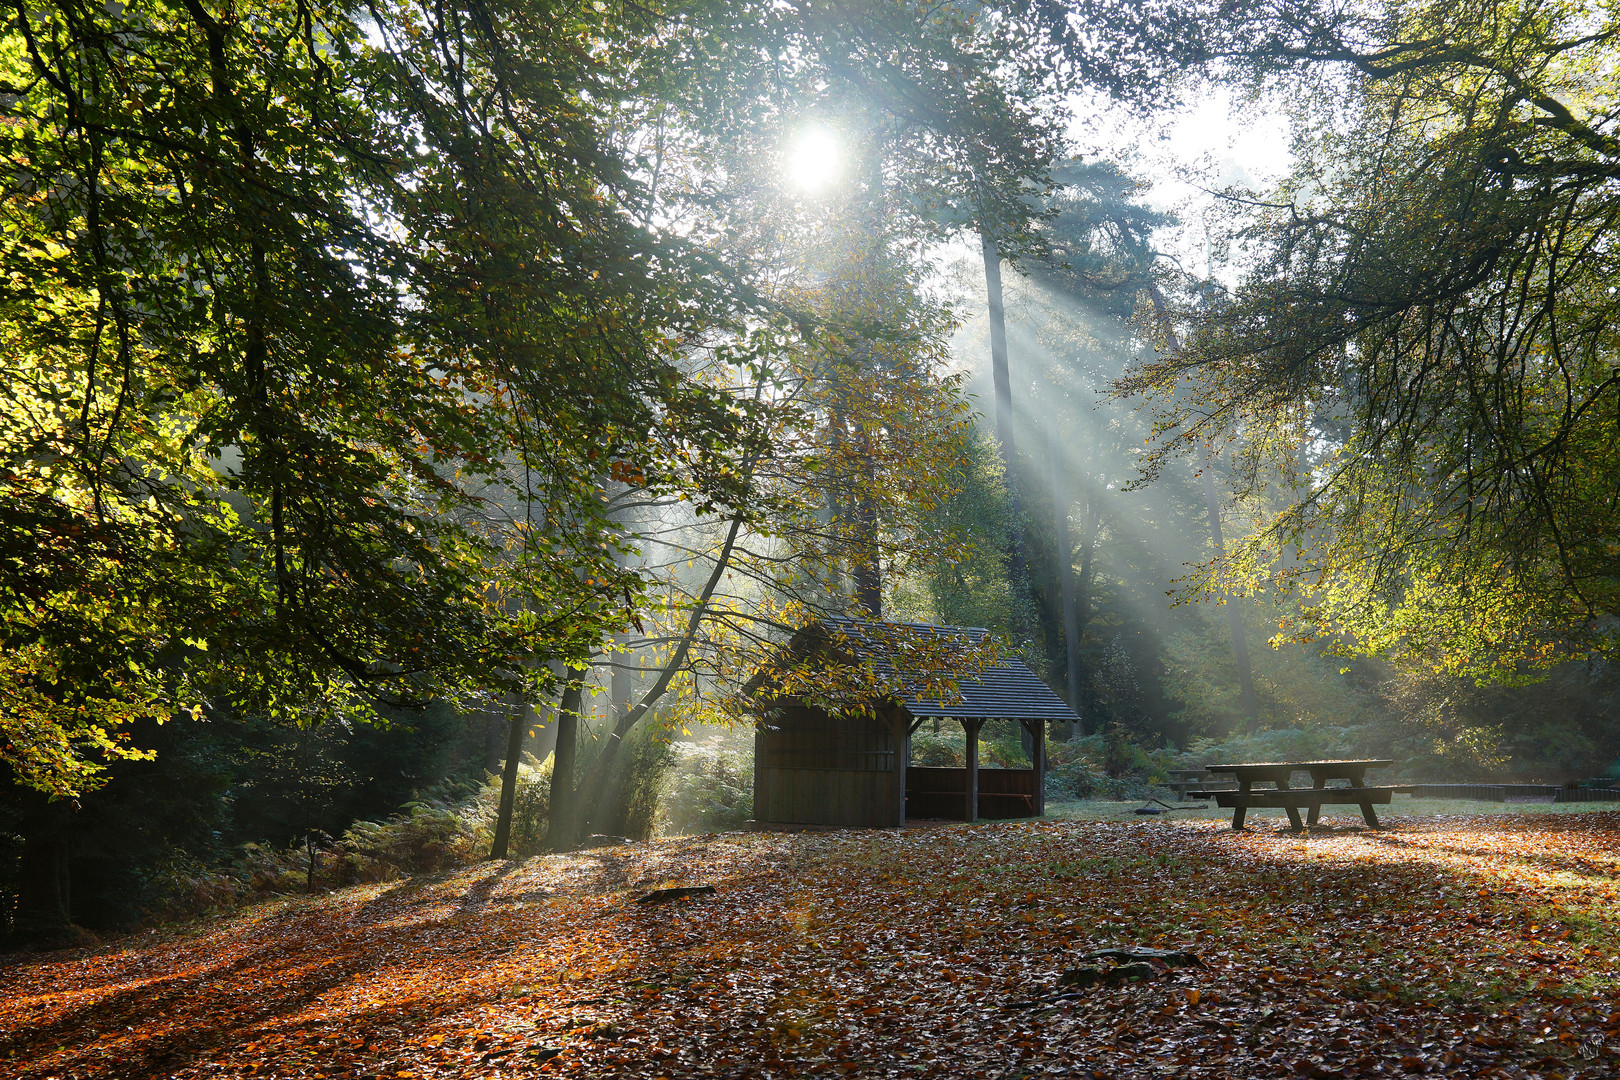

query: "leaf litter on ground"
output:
3 812 1619 1079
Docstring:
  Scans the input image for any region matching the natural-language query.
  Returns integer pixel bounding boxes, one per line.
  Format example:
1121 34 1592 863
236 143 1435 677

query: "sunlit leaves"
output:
1126 0 1620 679
4 812 1619 1077
0 0 793 793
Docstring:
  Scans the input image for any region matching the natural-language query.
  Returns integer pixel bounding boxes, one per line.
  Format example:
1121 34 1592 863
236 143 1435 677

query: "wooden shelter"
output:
751 620 1081 828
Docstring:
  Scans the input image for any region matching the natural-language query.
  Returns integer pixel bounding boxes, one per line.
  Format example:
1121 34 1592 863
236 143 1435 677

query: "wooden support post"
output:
1347 767 1380 829
1360 799 1382 830
1019 717 1046 817
1031 718 1045 816
964 719 981 822
895 711 908 827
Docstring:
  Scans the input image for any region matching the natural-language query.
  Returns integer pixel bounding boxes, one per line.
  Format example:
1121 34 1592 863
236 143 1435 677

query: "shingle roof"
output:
804 618 1081 724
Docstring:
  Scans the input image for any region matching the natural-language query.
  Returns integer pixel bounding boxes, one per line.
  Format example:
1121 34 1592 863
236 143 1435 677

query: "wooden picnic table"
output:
1188 760 1409 831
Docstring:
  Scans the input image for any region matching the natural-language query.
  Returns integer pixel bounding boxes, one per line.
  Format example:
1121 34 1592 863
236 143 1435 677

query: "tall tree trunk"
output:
853 483 882 618
1148 285 1260 734
546 677 584 852
982 233 1025 582
488 698 528 860
1050 432 1082 738
833 372 882 617
1074 485 1101 735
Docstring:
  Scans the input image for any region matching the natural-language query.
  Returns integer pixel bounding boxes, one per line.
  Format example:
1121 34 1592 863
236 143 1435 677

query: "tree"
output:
1124 0 1620 679
475 0 1120 846
0 0 769 801
558 218 985 843
1023 160 1168 726
1146 285 1261 732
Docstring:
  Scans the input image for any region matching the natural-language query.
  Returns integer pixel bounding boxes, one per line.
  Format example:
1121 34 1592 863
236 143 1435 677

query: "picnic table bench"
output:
1164 768 1236 800
1187 760 1414 831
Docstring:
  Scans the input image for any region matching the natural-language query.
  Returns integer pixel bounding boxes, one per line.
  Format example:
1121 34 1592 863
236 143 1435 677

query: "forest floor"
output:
4 810 1619 1080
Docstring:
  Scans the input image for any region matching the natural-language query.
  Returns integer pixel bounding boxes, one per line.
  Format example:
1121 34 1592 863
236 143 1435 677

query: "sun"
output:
785 127 841 193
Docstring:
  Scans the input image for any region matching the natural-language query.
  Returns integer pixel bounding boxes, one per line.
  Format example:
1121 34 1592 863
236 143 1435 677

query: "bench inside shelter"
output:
906 765 1038 820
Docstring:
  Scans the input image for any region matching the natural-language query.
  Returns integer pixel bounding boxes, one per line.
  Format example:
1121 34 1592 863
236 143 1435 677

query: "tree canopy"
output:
0 0 1109 797
1126 0 1620 680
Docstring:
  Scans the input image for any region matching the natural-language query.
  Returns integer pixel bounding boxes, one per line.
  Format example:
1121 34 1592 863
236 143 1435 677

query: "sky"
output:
1068 86 1295 280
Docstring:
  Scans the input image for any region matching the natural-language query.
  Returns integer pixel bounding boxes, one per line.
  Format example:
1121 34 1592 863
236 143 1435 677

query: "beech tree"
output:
1124 0 1620 678
0 0 769 799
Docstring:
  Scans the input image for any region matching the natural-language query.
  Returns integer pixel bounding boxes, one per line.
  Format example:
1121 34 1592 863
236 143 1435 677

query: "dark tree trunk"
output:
546 678 584 852
982 233 1026 582
853 488 882 618
489 699 528 860
1050 436 1082 738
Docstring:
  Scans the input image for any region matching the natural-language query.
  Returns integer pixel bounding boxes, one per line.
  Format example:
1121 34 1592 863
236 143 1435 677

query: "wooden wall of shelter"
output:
754 702 908 828
751 621 1082 829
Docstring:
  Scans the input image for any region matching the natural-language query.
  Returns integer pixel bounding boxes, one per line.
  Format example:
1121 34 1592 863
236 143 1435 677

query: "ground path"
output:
4 814 1618 1079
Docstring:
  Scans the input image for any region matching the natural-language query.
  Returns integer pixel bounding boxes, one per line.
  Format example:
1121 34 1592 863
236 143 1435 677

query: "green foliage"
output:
336 786 493 882
335 799 481 881
1130 0 1620 679
1176 728 1360 772
1 703 479 933
1368 660 1620 781
978 720 1032 768
914 431 1032 634
1043 733 1176 800
490 757 553 859
1161 602 1372 738
0 0 795 798
587 723 675 841
909 727 967 767
659 737 753 836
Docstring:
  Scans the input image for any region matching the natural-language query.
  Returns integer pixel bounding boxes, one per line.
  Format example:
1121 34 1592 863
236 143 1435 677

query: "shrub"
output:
660 736 753 834
1043 732 1179 802
586 724 675 840
1176 728 1359 772
339 785 492 880
910 726 966 766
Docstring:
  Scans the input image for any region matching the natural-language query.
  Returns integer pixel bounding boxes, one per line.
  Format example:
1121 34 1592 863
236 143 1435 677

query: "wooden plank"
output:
767 768 786 823
1207 788 1397 808
1275 768 1304 832
895 713 908 826
774 768 793 824
1308 772 1327 827
788 770 805 824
